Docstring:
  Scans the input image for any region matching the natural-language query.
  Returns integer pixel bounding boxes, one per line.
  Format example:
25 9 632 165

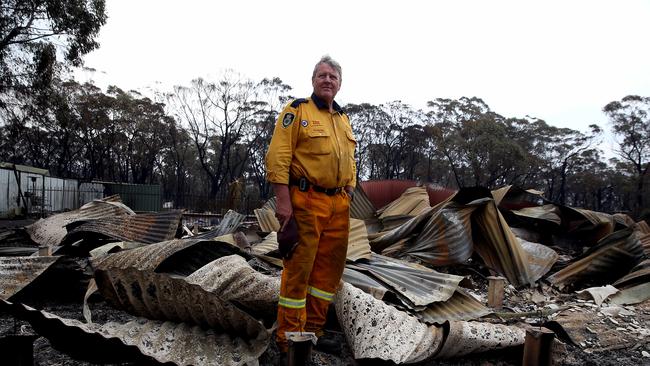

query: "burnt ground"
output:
1 218 649 365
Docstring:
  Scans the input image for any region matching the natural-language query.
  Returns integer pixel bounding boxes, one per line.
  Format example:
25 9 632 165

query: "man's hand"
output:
345 185 355 201
272 183 293 230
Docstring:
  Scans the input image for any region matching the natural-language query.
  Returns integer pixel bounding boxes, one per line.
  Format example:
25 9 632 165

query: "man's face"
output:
312 63 341 104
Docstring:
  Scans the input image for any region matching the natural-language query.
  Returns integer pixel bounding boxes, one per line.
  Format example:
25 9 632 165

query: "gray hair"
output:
312 55 342 82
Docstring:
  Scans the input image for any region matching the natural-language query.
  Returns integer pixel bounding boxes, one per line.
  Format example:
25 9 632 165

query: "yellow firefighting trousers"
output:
276 186 350 352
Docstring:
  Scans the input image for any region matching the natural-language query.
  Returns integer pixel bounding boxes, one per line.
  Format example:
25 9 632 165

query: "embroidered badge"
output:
282 113 295 128
301 120 308 127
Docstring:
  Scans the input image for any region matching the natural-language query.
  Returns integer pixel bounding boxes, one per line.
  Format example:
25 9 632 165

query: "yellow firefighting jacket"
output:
265 93 357 189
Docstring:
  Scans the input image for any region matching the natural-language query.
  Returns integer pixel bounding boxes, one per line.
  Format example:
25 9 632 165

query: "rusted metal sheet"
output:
186 255 280 317
369 207 435 252
435 320 526 358
0 229 37 256
341 267 389 300
91 238 242 274
491 185 545 209
335 282 445 363
254 208 280 232
415 288 491 325
0 299 269 366
377 186 431 219
349 254 464 307
350 183 376 220
347 218 372 262
400 200 485 266
519 238 558 282
194 210 246 239
360 180 418 212
252 232 278 256
473 200 534 287
613 258 650 289
547 228 645 287
636 220 650 234
93 262 269 336
88 241 146 257
62 211 182 245
25 197 135 248
559 206 615 244
511 204 562 226
0 256 59 300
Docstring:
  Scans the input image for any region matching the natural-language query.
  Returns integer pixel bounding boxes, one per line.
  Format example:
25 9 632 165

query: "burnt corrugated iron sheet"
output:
511 204 562 226
193 210 246 239
252 232 278 256
613 259 650 289
415 288 491 325
186 255 280 317
26 197 135 247
335 282 445 363
62 211 182 245
491 185 545 209
0 300 269 366
254 208 280 232
369 207 435 252
360 180 418 212
399 200 484 266
473 199 534 287
636 220 650 234
350 183 376 220
93 262 269 336
349 254 464 307
378 186 431 218
91 238 242 274
519 238 558 282
0 229 37 256
347 218 372 262
547 228 645 287
0 256 59 300
435 320 525 358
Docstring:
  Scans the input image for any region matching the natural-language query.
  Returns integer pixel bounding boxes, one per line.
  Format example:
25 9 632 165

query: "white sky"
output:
77 0 650 141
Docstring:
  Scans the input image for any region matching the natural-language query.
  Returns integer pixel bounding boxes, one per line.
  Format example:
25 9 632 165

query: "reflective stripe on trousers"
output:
276 186 350 352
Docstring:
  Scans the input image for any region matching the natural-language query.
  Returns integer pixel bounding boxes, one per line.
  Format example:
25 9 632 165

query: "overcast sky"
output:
77 0 650 139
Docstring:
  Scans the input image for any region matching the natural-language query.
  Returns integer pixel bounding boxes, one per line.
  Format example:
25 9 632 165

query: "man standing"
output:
265 55 356 359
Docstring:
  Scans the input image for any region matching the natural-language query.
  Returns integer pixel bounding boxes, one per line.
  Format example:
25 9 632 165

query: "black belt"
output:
290 177 343 196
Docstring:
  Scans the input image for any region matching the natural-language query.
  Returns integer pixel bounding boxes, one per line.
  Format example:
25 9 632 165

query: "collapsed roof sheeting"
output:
254 208 280 232
93 262 269 337
369 207 435 252
636 220 650 234
473 199 534 287
349 254 464 307
0 300 269 366
414 288 491 325
518 238 558 282
186 255 280 317
347 218 372 262
547 228 645 287
400 200 485 266
350 184 376 220
612 233 650 289
26 196 135 248
334 282 445 363
62 211 182 245
193 210 246 239
0 229 37 256
435 320 526 358
88 241 146 257
251 232 278 256
377 186 431 219
0 256 59 300
510 204 562 226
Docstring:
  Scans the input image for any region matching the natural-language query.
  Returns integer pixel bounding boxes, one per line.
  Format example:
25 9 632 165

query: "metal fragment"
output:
0 256 59 300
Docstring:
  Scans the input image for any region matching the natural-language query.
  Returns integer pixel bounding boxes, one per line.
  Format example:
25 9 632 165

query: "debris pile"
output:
0 183 649 365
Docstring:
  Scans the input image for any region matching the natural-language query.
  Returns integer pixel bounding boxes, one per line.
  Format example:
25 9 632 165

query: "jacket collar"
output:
311 93 343 113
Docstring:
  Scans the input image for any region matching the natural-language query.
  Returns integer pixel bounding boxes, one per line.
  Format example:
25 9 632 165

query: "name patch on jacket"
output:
282 113 295 128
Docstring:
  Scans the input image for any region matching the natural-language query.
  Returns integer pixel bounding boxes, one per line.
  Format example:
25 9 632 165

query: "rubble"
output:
0 181 649 365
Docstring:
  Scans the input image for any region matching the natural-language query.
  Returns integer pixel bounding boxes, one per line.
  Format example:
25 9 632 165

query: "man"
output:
265 55 356 358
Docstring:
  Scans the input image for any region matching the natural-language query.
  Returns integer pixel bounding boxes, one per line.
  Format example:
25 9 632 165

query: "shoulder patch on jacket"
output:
290 98 308 108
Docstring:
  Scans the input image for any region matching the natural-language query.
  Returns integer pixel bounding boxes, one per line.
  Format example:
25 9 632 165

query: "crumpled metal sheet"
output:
0 229 38 256
415 288 491 325
613 258 650 289
560 206 615 244
511 204 562 226
186 255 280 317
0 299 268 366
547 228 645 287
491 185 544 208
334 282 445 363
377 186 431 219
347 218 372 262
62 211 182 245
91 238 242 275
400 200 484 266
88 241 146 257
473 200 534 287
25 197 135 248
0 256 59 300
254 208 280 232
518 238 558 282
93 262 268 337
194 210 246 239
636 220 650 234
369 207 435 252
435 320 526 358
252 232 278 256
610 282 650 305
350 184 376 220
349 254 464 307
